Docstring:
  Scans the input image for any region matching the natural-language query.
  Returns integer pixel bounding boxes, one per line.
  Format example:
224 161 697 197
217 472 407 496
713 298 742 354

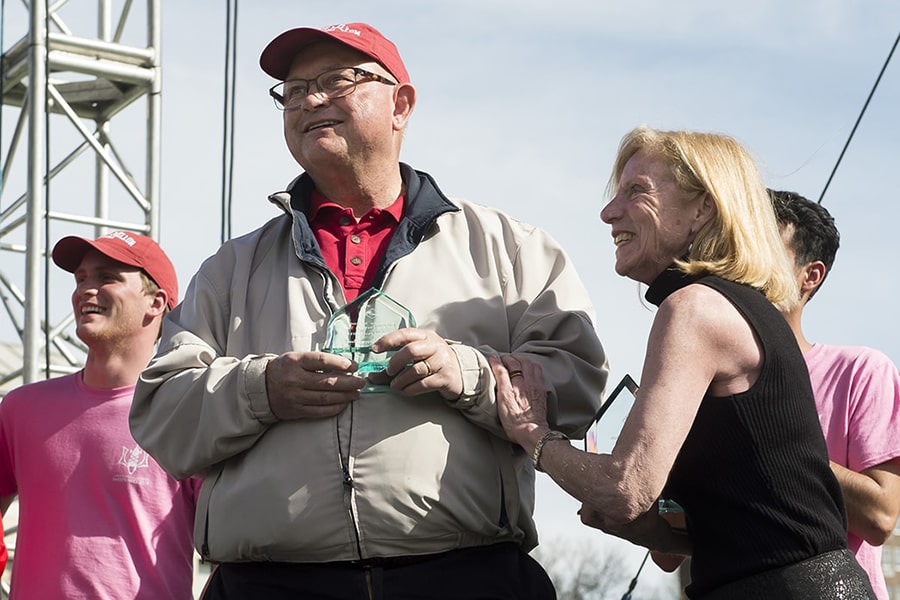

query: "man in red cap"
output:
0 231 198 599
131 22 607 599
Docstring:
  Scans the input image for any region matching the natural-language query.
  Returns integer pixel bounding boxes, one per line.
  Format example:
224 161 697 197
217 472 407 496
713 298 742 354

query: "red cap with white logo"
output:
260 22 409 84
52 231 179 309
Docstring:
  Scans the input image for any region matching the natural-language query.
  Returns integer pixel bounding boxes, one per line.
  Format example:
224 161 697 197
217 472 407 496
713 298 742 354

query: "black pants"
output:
203 543 556 600
695 549 876 600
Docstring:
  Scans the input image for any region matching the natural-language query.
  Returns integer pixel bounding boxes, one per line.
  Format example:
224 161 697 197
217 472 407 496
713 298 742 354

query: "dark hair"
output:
769 189 840 300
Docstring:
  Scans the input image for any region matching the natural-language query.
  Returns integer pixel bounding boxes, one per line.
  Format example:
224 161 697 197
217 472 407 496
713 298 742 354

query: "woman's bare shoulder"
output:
656 282 761 393
657 283 738 328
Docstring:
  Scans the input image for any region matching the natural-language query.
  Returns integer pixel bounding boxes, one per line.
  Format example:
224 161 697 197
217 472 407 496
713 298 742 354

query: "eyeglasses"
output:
269 67 397 111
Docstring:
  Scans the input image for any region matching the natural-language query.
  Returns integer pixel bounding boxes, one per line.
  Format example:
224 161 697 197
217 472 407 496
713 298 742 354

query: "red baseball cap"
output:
52 231 179 309
260 22 409 84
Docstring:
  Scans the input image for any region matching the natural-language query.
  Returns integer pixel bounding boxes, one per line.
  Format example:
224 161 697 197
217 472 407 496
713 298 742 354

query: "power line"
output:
220 0 238 243
819 29 900 204
1 0 6 198
621 550 650 600
43 4 52 379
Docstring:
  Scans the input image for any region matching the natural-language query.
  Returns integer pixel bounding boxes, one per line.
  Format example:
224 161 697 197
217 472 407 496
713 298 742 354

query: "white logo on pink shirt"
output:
118 445 150 475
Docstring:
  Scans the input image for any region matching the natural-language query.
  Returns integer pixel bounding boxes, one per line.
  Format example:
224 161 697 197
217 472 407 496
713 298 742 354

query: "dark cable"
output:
621 550 650 600
819 29 900 204
227 1 238 240
1 0 6 199
219 0 231 242
220 0 238 243
43 1 52 379
220 0 229 242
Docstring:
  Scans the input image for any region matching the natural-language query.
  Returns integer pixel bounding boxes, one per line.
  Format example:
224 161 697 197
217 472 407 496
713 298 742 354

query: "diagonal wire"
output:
43 0 52 378
1 0 6 199
819 29 900 204
621 550 650 600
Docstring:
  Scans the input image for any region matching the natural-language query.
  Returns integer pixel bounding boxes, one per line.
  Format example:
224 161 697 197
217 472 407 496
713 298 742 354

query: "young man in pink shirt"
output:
0 232 197 599
773 190 900 600
0 513 7 574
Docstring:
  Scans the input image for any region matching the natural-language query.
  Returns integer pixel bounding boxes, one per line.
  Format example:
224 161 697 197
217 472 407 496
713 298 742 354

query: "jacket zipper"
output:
337 394 365 560
319 266 365 561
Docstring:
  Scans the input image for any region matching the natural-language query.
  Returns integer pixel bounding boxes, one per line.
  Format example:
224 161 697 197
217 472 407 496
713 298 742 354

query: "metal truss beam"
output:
0 0 161 391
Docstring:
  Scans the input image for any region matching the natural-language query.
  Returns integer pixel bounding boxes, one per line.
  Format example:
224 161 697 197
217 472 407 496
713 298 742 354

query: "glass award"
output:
584 374 686 531
585 374 638 454
323 288 416 393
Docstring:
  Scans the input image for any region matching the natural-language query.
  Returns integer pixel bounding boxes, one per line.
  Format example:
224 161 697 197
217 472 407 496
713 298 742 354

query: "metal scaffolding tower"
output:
0 0 161 392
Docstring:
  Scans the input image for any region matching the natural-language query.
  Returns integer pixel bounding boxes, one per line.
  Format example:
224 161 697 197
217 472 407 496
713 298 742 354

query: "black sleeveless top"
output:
647 268 847 597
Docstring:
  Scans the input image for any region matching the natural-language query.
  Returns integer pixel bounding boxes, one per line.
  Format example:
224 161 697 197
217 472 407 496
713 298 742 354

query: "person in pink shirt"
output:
773 190 900 600
0 231 197 599
0 513 7 575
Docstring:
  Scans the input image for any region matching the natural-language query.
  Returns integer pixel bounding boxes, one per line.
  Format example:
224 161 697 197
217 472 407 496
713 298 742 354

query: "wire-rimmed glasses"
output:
269 67 397 111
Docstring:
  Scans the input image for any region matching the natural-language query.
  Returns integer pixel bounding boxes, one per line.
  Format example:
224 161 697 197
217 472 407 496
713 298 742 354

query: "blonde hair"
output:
608 125 799 311
139 271 169 339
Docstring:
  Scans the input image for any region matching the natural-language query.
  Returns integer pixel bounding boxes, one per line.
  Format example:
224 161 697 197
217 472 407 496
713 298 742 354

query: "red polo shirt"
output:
309 190 404 302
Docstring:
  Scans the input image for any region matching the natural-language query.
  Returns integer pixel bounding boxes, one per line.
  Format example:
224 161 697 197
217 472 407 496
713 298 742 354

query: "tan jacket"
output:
131 165 608 562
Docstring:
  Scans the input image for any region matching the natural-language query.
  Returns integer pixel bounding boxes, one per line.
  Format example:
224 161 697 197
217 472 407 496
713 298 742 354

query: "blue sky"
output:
3 1 899 596
156 0 899 369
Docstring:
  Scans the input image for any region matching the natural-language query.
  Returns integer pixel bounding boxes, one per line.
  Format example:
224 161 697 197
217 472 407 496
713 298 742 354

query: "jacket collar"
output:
267 163 459 287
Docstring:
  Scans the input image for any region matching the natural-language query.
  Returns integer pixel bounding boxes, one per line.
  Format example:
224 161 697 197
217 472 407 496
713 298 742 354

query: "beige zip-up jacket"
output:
131 165 608 563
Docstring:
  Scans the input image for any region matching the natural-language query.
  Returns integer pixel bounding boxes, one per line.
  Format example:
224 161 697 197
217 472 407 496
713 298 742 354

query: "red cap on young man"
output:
52 231 179 309
259 22 409 84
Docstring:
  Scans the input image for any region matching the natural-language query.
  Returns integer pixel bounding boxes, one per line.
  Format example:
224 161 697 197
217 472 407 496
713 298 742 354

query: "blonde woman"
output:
492 126 874 599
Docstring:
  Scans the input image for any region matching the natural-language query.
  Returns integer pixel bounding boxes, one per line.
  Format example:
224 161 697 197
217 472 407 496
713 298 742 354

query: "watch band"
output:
532 430 568 472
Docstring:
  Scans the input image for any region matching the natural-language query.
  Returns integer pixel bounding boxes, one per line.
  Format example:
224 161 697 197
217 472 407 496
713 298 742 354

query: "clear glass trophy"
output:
323 288 416 393
584 374 686 531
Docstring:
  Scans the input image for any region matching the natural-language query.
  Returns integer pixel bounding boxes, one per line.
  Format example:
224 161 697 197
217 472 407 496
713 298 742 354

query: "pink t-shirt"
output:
0 372 198 599
0 513 7 574
805 343 900 600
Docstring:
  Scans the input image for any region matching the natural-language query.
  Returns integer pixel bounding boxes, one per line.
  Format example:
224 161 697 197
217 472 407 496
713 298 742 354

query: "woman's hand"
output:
489 354 549 448
580 501 692 558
